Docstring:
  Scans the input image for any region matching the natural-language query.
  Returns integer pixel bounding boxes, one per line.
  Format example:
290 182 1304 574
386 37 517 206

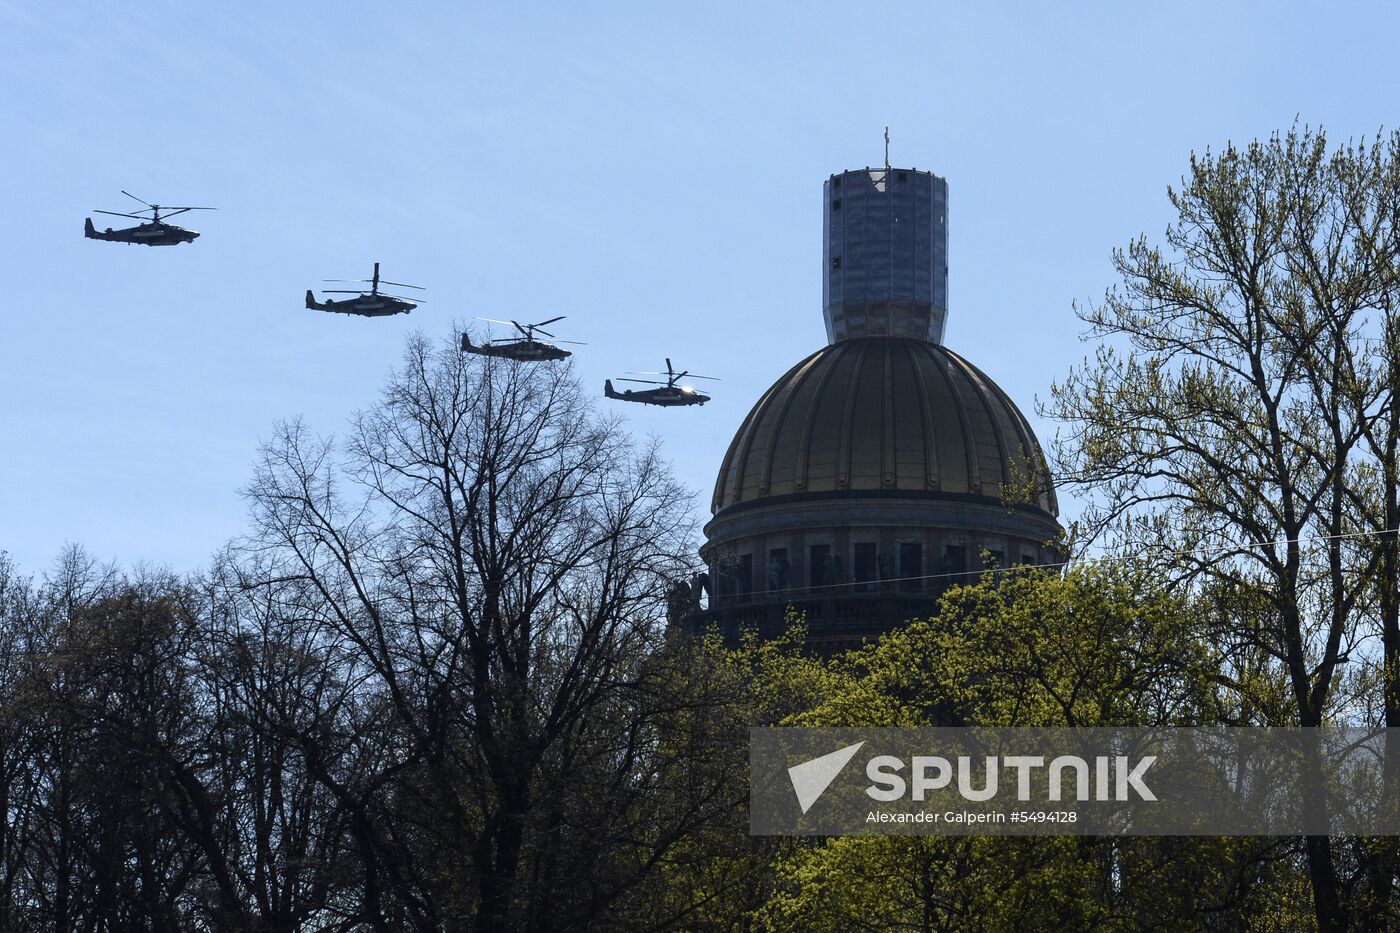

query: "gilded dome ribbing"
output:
711 336 1058 516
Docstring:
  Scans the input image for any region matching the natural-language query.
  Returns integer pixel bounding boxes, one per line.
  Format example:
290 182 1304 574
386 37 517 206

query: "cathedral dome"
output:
688 163 1063 651
711 336 1058 517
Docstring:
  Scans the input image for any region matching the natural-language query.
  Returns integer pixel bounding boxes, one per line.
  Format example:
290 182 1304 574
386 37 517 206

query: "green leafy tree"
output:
1046 125 1400 929
742 566 1312 932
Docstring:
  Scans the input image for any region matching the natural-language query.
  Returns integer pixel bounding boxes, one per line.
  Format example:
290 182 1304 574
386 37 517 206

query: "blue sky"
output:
2 1 1397 574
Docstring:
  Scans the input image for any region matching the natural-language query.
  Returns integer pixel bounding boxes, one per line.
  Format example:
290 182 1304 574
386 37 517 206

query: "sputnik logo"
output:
788 741 865 814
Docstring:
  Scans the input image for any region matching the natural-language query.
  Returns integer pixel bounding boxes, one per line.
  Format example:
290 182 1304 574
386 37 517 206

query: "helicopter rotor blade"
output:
158 207 216 218
554 340 587 346
379 280 425 290
321 289 369 294
647 366 718 381
533 328 557 338
618 378 667 386
93 210 149 220
475 317 516 326
121 190 153 208
536 315 566 327
322 279 374 283
511 321 532 337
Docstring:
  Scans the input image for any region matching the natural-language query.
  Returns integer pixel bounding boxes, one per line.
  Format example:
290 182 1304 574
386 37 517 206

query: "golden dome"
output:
711 336 1058 516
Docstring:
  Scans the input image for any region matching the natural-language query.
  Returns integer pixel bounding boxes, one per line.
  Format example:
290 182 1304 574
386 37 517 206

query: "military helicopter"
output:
461 316 585 361
605 359 718 407
84 191 216 246
305 262 423 317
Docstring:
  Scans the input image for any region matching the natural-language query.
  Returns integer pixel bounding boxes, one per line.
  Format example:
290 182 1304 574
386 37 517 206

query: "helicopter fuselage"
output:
306 290 415 317
604 380 709 407
461 335 571 361
85 218 198 246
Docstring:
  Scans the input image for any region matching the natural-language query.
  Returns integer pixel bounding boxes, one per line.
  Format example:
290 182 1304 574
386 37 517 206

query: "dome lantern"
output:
823 167 948 345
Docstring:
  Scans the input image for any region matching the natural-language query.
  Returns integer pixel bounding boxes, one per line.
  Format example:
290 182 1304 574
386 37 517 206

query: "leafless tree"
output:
238 332 733 931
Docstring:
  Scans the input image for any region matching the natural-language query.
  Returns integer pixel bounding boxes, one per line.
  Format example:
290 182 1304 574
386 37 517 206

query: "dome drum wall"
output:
698 498 1060 615
704 495 1062 548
